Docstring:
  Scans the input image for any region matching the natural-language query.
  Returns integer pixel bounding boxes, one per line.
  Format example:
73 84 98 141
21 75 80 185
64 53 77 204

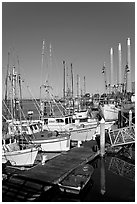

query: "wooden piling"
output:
129 110 132 127
100 118 105 157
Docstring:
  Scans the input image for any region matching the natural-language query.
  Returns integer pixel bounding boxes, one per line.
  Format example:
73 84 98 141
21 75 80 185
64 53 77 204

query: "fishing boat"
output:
2 131 38 166
99 103 120 121
12 120 70 152
2 54 39 166
40 108 98 142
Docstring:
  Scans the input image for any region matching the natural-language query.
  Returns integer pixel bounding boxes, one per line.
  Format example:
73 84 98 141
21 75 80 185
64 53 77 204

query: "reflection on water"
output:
108 157 135 182
100 157 106 195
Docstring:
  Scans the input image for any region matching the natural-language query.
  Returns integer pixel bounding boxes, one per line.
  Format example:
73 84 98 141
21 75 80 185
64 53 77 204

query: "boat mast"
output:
5 52 10 104
77 74 79 98
40 40 45 118
17 56 23 110
83 76 86 96
11 65 17 119
102 63 107 93
71 63 73 98
63 60 66 100
4 52 10 120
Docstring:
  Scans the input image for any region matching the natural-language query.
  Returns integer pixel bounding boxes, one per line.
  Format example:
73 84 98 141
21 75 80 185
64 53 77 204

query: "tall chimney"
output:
118 43 122 91
110 48 114 92
127 38 132 92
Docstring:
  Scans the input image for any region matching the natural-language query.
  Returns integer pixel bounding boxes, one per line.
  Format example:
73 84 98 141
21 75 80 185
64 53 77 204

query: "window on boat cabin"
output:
56 119 64 123
79 118 87 123
48 119 56 123
65 118 69 124
5 139 10 145
44 119 48 124
72 118 75 123
69 117 72 124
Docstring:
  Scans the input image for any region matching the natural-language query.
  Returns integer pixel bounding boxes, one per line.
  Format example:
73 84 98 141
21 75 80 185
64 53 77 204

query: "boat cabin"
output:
42 116 74 132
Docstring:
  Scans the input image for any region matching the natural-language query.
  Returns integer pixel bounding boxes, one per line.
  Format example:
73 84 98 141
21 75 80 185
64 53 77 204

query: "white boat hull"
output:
32 136 70 152
70 123 97 141
101 104 119 121
2 147 38 166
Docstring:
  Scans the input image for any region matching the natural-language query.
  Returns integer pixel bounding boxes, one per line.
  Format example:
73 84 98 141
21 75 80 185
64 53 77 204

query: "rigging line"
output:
2 114 8 122
48 91 64 117
19 75 41 113
25 85 42 117
18 101 27 121
21 76 41 108
50 91 67 112
2 100 14 120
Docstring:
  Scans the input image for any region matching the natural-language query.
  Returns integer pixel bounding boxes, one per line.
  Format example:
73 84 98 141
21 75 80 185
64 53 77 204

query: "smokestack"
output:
110 48 114 91
127 38 132 92
118 43 122 90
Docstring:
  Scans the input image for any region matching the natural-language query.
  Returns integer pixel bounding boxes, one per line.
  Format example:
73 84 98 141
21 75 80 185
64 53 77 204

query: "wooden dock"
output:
3 140 100 201
18 140 99 184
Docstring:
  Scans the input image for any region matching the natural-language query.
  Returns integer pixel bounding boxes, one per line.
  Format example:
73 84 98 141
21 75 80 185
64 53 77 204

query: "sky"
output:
2 2 135 99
